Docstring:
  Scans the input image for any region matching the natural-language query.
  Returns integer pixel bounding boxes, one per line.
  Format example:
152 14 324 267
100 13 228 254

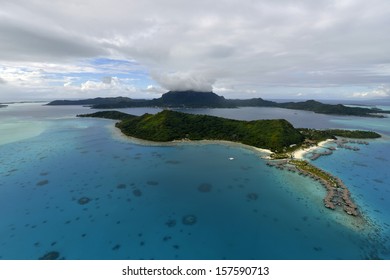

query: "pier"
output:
266 160 359 216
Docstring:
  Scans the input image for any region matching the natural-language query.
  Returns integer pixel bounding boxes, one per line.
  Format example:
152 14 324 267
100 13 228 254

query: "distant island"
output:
78 109 381 218
0 104 7 108
48 90 390 118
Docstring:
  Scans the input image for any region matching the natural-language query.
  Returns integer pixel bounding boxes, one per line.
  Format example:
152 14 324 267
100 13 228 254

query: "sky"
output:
1 0 390 102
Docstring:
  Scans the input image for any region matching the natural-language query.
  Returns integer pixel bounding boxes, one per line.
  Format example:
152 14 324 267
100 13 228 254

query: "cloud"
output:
153 72 216 92
0 77 6 84
101 76 113 84
1 0 390 100
351 85 390 98
0 18 106 62
142 85 165 94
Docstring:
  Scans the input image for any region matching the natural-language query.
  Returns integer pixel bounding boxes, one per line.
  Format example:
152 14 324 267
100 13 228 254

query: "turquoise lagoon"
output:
0 103 389 259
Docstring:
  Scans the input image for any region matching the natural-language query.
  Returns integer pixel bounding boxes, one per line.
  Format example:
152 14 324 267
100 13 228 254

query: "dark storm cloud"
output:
0 20 106 61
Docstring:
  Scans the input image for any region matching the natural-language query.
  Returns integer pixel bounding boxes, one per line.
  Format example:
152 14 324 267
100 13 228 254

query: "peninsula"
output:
49 90 390 118
78 109 381 218
79 110 305 152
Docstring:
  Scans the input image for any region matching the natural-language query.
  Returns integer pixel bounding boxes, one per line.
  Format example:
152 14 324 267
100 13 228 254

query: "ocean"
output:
0 103 389 259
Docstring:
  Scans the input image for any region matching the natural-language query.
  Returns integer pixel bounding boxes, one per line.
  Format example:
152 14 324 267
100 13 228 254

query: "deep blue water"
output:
0 103 389 259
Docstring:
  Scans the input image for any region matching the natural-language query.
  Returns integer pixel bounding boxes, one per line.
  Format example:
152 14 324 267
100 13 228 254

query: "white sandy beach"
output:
292 139 334 160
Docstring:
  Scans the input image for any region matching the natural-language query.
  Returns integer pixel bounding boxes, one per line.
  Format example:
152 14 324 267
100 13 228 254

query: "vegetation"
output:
290 160 337 184
48 91 390 117
78 110 381 153
79 109 304 151
77 111 136 120
156 91 229 108
48 97 134 106
299 128 381 142
278 100 387 117
326 129 381 139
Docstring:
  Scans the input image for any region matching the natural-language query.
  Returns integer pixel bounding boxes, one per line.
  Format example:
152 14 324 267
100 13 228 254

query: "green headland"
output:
78 109 380 152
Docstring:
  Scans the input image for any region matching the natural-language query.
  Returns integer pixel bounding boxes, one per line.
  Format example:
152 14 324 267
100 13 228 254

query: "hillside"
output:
79 110 304 151
156 90 228 107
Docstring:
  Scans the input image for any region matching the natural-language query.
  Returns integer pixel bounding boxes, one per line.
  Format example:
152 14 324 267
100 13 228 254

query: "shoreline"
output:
292 139 334 160
108 124 273 158
108 122 370 231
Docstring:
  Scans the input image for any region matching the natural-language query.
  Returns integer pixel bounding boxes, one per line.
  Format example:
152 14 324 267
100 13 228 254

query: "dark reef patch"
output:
163 236 172 242
117 183 127 189
36 180 49 186
132 189 142 197
165 219 177 228
246 193 258 201
197 183 212 193
78 197 91 205
39 251 60 260
313 246 323 252
182 215 197 226
165 160 181 164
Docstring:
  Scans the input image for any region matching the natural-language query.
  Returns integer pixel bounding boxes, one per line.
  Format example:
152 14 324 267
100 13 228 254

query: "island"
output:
0 104 7 108
49 90 390 117
78 109 381 218
79 110 305 152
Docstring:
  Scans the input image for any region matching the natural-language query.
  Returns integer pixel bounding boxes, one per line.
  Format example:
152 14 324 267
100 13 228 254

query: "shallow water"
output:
0 104 389 259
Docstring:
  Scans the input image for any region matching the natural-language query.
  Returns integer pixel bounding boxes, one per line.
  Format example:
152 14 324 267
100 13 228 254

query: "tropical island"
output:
49 90 390 118
78 109 381 218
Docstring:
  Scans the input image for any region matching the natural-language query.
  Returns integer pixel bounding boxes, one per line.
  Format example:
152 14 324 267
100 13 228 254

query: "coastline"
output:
108 121 371 232
292 139 334 160
108 123 273 158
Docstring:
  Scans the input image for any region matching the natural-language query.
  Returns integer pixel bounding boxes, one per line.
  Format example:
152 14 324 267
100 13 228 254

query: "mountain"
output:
48 91 390 117
157 90 227 107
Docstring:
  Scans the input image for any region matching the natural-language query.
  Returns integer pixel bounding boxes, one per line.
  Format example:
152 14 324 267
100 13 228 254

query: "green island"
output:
78 109 381 218
79 110 305 151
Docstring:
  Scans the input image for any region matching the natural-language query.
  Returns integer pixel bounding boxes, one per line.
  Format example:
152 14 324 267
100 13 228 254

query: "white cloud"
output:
351 85 390 98
79 77 136 93
1 0 390 100
153 71 216 92
142 85 165 94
